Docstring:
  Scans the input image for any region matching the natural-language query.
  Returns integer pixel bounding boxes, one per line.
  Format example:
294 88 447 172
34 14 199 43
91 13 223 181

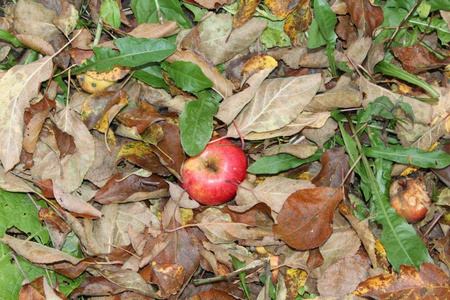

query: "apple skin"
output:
389 178 431 223
181 138 248 205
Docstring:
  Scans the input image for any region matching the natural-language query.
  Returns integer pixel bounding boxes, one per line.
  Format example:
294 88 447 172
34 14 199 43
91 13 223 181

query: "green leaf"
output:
162 61 212 93
72 37 176 74
409 17 450 45
247 152 322 174
372 157 432 271
370 96 395 119
0 190 49 243
100 0 121 28
230 254 251 300
130 0 190 28
180 91 220 156
313 0 337 44
133 63 169 90
308 0 337 76
182 3 207 22
340 122 432 271
375 61 439 98
364 145 450 169
427 0 450 11
307 19 327 48
259 19 291 49
0 30 25 47
0 243 84 298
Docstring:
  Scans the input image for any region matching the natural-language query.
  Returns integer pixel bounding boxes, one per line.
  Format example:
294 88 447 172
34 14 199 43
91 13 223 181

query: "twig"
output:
385 0 423 50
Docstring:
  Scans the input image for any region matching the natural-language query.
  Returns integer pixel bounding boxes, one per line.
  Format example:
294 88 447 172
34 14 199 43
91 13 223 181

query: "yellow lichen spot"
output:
180 208 193 225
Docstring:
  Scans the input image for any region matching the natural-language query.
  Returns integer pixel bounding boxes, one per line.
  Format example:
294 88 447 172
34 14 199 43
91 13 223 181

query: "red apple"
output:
389 178 431 223
181 138 248 205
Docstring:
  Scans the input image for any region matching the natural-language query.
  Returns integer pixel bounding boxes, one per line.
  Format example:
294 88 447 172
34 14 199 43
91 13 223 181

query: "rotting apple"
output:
181 138 248 205
389 178 431 223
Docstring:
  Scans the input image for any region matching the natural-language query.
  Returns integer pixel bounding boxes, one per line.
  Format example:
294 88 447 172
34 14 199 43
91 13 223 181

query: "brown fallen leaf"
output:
128 21 179 39
20 276 66 300
0 56 53 171
354 263 450 298
0 234 83 265
312 147 350 188
343 0 384 37
273 187 344 250
393 43 450 74
180 13 266 65
216 54 277 124
317 254 371 297
227 73 323 138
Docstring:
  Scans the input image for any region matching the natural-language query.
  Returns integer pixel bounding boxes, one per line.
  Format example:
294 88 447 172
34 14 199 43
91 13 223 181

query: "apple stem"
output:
232 120 245 150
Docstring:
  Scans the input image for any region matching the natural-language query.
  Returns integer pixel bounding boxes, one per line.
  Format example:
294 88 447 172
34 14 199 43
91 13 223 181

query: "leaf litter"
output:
0 0 449 299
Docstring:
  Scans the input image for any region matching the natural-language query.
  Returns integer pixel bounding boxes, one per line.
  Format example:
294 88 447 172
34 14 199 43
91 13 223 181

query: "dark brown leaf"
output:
343 0 384 37
94 173 169 204
312 147 350 188
393 43 450 74
118 141 171 176
273 187 344 250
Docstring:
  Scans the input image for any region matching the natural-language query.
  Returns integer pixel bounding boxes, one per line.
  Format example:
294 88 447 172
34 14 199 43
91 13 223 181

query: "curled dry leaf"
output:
273 187 344 250
94 173 168 204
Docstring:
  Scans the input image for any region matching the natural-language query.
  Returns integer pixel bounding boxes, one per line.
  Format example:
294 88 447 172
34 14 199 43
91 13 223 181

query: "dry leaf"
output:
0 56 53 171
53 184 102 219
266 0 299 18
0 234 83 265
273 187 344 250
244 111 330 140
343 0 384 37
227 73 323 138
189 13 267 65
354 263 450 298
216 55 278 124
317 254 371 296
